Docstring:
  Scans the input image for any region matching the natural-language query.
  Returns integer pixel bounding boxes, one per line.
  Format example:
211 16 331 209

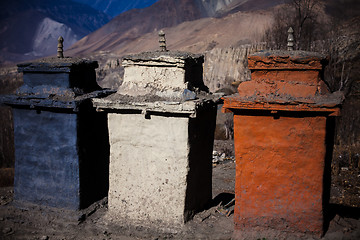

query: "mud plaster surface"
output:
107 114 190 228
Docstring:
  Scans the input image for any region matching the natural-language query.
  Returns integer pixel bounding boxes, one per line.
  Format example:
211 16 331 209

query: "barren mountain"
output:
0 0 110 65
202 0 287 17
66 0 278 57
73 0 159 17
66 0 206 56
0 0 286 65
62 0 282 93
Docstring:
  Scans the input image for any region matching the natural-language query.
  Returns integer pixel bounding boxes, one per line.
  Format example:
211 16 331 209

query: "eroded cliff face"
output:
93 44 266 93
203 43 266 93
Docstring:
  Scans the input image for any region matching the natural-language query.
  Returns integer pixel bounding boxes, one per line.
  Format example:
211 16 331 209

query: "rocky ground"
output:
1 160 235 240
0 140 360 240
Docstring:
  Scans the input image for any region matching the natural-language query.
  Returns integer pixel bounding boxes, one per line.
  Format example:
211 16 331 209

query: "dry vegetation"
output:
264 0 360 208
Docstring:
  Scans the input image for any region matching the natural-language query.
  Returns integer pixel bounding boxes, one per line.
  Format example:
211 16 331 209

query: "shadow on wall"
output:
78 101 110 209
0 106 15 187
185 104 217 220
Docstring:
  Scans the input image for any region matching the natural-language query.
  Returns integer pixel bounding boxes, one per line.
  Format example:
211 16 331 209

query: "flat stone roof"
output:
17 57 98 73
123 51 204 62
251 50 325 59
92 92 220 117
222 90 343 116
0 89 114 111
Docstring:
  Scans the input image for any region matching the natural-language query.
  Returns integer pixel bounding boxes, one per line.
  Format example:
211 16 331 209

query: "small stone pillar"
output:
93 51 216 231
1 58 110 211
222 50 343 238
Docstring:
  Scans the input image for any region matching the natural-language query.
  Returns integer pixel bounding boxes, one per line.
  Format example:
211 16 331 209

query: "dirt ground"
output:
0 140 360 240
1 159 234 240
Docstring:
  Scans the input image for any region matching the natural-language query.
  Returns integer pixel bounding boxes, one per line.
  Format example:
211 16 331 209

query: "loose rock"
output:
2 227 12 234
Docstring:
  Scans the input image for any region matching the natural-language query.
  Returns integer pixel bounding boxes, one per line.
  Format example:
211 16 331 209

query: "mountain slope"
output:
0 0 111 64
66 0 280 57
0 0 286 64
65 2 274 92
194 0 288 17
108 9 272 55
213 0 289 16
66 0 207 55
73 0 159 17
29 17 79 57
0 0 111 36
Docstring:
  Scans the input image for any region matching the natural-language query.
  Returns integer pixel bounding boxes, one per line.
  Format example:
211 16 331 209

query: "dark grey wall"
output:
13 106 109 210
13 108 80 209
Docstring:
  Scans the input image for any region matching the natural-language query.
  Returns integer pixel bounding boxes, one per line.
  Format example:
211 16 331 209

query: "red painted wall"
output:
233 115 327 235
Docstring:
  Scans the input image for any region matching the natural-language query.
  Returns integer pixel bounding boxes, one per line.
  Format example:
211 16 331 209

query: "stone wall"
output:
0 106 15 187
203 44 266 93
233 114 327 235
13 109 80 209
106 106 216 229
13 105 109 210
94 44 266 94
0 65 22 186
108 113 189 227
224 50 341 238
0 107 14 169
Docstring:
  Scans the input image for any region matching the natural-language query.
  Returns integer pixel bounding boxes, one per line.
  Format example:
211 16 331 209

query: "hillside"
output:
73 0 159 17
66 0 286 57
64 0 276 92
0 0 288 65
66 0 206 56
0 0 111 65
